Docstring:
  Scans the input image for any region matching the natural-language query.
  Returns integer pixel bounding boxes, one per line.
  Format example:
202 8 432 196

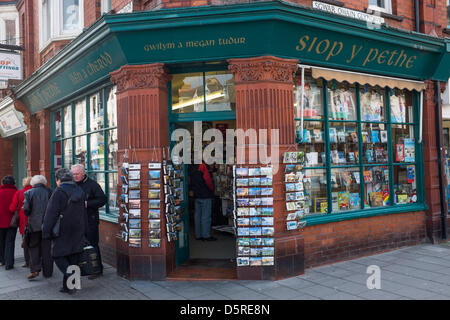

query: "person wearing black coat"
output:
42 168 88 294
22 175 53 280
71 164 107 278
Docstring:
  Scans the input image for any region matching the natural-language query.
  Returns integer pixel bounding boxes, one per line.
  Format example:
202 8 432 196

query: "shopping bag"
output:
78 245 102 276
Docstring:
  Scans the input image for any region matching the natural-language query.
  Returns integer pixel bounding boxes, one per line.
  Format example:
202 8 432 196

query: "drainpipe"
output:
414 0 420 32
435 81 448 240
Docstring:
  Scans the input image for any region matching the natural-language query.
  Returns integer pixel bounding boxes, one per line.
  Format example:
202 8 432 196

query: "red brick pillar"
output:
422 80 446 243
228 56 304 280
0 137 13 180
14 100 40 178
35 109 52 185
110 63 172 280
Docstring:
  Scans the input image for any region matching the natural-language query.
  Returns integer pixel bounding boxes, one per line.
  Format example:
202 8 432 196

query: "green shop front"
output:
12 1 450 280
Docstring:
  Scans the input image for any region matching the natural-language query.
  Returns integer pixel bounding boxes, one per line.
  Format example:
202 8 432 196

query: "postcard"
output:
286 192 296 201
129 190 140 199
248 178 261 186
285 173 298 183
249 257 262 266
237 188 249 196
148 163 162 169
248 198 262 206
286 202 296 211
148 209 160 219
121 185 128 194
250 217 262 226
261 197 273 206
149 170 161 179
296 192 305 201
120 175 128 185
260 167 272 176
120 166 128 176
262 227 274 236
286 221 298 230
149 180 161 189
262 238 274 246
261 217 273 226
248 188 261 196
260 177 272 186
237 198 249 207
248 168 261 176
260 188 273 196
129 163 141 170
250 238 262 246
149 229 161 239
128 170 141 180
236 178 248 187
128 219 140 229
237 208 250 216
121 231 128 242
262 257 274 266
262 247 274 256
120 223 128 233
128 180 140 190
249 207 260 216
238 246 250 256
121 194 128 203
129 209 141 218
148 190 160 199
250 248 262 256
286 212 298 220
295 182 304 191
237 238 250 246
286 183 296 192
261 207 274 216
285 164 296 174
128 229 141 238
237 228 250 236
149 200 160 209
237 257 250 266
249 227 262 236
236 167 249 176
129 199 141 209
148 239 161 248
237 218 250 226
128 239 141 248
149 219 160 229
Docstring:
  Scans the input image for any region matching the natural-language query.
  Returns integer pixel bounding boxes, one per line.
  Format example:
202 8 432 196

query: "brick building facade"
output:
2 0 449 280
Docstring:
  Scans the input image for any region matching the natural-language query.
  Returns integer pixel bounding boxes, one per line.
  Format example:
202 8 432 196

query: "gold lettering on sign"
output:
143 36 246 54
69 52 113 85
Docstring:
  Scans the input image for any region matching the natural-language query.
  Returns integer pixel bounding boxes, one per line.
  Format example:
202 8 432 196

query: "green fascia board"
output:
13 0 450 114
432 38 450 81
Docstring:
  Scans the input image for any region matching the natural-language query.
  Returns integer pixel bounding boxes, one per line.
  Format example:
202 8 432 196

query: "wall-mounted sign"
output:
312 1 385 26
0 51 22 80
0 109 22 133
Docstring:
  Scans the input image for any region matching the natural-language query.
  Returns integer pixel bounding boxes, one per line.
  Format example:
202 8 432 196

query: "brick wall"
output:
84 0 101 28
99 219 118 268
303 211 427 268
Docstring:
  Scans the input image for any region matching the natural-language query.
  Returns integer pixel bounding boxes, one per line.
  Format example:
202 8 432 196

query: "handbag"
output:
51 215 62 238
78 241 102 276
9 210 19 228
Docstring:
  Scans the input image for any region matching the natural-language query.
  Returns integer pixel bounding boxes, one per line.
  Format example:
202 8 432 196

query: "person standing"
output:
42 168 87 294
0 175 18 269
71 164 106 278
9 177 32 268
22 175 53 279
190 161 217 241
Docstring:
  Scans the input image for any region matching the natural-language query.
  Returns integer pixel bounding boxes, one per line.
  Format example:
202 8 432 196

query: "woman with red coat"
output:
0 175 18 269
9 177 32 268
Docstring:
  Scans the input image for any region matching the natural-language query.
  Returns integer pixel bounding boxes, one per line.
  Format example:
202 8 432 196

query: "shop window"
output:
171 71 235 114
39 0 84 50
51 86 118 216
294 71 421 218
4 20 16 45
368 0 392 14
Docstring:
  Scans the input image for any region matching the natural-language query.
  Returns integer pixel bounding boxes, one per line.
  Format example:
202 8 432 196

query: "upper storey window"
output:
101 0 112 14
368 0 392 14
39 0 84 51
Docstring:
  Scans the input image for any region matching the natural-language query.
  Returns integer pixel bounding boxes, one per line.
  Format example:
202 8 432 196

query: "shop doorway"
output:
168 120 237 280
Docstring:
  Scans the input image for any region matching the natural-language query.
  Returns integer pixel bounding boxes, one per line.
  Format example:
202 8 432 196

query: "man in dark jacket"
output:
22 175 53 279
71 164 107 278
43 168 88 294
190 162 216 241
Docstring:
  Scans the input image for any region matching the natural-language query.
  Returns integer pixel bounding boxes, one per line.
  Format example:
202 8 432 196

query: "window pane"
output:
107 129 118 170
303 169 327 215
390 90 413 123
74 99 86 135
360 86 386 122
63 0 79 31
53 141 62 169
108 172 119 214
106 86 117 128
90 172 106 211
331 168 361 212
63 139 72 168
63 106 72 138
361 123 388 164
74 136 87 167
327 82 357 120
43 0 51 43
171 73 204 113
363 165 390 208
5 20 16 45
296 121 325 167
90 92 104 131
205 71 235 112
90 132 105 171
294 73 323 120
329 122 359 166
394 165 417 204
54 111 61 138
392 124 415 163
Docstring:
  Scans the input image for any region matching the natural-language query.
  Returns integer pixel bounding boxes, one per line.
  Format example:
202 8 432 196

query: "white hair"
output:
71 164 86 173
30 175 47 186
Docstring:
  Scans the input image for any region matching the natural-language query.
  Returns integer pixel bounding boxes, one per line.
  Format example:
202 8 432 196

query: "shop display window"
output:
329 122 359 166
363 166 390 208
361 122 388 164
331 168 361 212
294 74 324 120
74 99 86 135
90 93 104 131
360 86 386 122
328 82 356 120
205 71 235 112
63 105 72 138
74 136 87 166
303 169 327 215
296 121 325 167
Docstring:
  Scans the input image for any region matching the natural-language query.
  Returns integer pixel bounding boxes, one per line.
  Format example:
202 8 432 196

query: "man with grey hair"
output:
71 164 107 279
23 175 53 279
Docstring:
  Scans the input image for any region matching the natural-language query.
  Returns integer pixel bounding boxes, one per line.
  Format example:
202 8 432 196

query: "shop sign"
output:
312 1 385 26
0 52 22 80
0 109 24 136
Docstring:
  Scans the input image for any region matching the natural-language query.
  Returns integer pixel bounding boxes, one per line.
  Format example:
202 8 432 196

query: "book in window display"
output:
390 94 406 123
361 91 383 122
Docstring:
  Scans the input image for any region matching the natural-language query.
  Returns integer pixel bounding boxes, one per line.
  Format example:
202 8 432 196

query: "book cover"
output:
338 151 346 163
404 139 415 162
348 152 355 162
337 130 346 143
349 193 360 209
369 192 383 207
362 131 370 143
371 130 380 143
396 144 405 162
315 197 327 213
375 148 387 163
363 170 373 183
331 150 339 164
329 128 337 143
365 149 374 163
337 191 350 210
380 130 388 143
350 131 358 143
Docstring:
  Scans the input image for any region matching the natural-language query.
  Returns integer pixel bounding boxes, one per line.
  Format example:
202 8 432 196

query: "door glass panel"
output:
172 73 204 113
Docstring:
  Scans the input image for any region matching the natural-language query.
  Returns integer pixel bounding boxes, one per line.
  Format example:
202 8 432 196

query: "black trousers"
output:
54 253 80 290
0 227 17 267
28 231 53 276
87 221 103 273
22 235 30 266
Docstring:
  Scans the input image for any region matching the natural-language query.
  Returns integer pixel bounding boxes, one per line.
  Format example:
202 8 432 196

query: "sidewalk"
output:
1 232 450 300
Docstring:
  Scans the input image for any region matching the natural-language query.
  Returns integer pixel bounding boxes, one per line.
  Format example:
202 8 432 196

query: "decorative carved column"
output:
36 109 52 185
228 56 304 280
110 63 172 280
14 99 40 177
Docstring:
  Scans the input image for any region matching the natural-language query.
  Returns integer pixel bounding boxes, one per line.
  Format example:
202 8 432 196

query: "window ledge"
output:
304 203 428 227
99 212 119 224
365 8 403 22
315 0 345 6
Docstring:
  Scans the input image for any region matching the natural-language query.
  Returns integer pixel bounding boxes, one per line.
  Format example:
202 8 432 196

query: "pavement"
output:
1 231 450 300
